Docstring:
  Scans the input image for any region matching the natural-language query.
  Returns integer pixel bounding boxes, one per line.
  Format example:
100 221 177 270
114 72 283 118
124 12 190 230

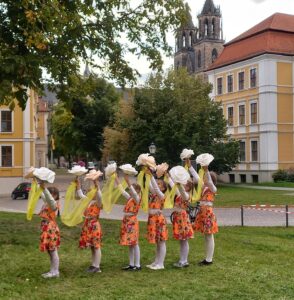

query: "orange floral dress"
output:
147 194 168 244
79 202 102 249
39 202 60 252
120 198 141 246
194 188 218 234
172 195 194 240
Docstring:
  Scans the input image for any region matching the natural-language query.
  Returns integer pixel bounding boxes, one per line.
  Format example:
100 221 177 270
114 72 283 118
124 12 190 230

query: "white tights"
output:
129 244 140 267
91 247 101 268
153 241 166 267
205 234 215 262
48 250 59 274
179 240 189 264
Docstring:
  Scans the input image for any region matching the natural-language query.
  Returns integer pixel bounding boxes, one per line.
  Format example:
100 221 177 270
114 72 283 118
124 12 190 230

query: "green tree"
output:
51 75 119 160
0 0 186 110
103 69 239 173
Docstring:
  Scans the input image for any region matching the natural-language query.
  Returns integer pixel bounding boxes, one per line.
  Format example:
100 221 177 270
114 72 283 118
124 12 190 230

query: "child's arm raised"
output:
40 182 58 211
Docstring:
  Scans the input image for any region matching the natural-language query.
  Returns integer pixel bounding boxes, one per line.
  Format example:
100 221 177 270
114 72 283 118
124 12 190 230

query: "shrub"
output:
272 169 288 182
286 168 294 182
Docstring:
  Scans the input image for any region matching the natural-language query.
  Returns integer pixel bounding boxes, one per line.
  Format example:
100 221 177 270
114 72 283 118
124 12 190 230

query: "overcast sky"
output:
133 0 294 80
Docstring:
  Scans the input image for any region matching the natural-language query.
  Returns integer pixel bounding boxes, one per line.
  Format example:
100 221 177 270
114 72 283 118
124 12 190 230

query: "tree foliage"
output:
0 0 186 110
51 75 119 160
103 69 239 173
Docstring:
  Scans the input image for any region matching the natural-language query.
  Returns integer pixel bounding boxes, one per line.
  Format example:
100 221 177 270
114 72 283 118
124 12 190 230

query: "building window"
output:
250 68 257 88
227 75 233 93
1 145 13 167
229 174 235 183
227 106 234 126
217 77 223 95
250 102 257 124
182 33 186 47
212 48 218 62
239 104 245 125
198 50 201 68
239 141 246 162
251 141 258 162
1 111 12 132
240 174 246 183
189 32 193 47
238 71 245 90
252 175 259 183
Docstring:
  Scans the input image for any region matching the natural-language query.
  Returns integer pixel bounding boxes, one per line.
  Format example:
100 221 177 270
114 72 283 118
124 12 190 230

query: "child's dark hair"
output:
185 180 194 192
132 183 141 194
47 187 60 200
210 172 217 185
157 179 167 193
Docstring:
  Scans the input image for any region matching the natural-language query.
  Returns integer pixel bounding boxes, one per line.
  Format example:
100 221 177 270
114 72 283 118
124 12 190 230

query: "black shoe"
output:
132 266 142 271
198 259 213 266
86 266 96 272
121 265 135 271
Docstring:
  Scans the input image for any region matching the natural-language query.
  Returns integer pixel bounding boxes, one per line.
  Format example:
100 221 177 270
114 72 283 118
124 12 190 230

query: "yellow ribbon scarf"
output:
61 182 97 227
191 167 205 203
137 167 151 212
164 183 179 209
26 180 43 221
102 173 128 213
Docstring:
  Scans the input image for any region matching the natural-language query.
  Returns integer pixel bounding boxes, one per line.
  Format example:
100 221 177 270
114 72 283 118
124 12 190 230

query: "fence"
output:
241 204 294 227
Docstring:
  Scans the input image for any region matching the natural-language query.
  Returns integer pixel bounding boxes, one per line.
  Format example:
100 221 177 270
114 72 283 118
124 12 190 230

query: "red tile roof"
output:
208 13 294 70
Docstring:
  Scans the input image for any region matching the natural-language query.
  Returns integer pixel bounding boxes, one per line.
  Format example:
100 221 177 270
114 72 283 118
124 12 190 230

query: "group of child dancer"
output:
29 152 218 279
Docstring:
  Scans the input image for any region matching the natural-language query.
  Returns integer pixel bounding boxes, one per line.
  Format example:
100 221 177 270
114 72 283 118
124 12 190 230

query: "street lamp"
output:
149 142 156 154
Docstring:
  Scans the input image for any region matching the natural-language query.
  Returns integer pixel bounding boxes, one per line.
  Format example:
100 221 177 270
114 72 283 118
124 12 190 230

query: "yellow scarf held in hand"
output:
61 182 97 227
26 180 43 221
164 183 179 209
141 173 151 212
191 167 205 203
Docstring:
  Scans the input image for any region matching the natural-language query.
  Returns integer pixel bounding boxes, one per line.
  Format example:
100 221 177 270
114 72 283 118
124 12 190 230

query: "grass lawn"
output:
0 212 293 300
116 185 294 208
215 186 294 207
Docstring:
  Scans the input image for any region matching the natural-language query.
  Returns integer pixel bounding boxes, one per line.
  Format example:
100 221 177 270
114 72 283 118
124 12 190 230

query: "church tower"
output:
174 0 224 77
174 3 197 74
195 0 224 75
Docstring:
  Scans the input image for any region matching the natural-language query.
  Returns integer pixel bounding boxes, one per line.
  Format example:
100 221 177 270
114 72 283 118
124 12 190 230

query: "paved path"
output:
221 183 294 191
1 194 293 227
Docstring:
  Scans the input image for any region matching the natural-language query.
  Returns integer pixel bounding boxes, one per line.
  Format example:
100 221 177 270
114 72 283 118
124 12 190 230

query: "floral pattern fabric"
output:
39 203 60 252
193 189 218 234
172 196 194 240
147 194 168 243
79 202 102 249
120 198 141 246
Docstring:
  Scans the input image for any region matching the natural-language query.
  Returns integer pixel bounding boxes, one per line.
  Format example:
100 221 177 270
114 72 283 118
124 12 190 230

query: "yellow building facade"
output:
207 13 294 183
0 89 48 194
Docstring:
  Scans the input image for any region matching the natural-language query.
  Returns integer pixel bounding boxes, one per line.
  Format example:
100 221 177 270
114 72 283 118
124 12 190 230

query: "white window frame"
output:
227 74 234 93
239 140 246 162
238 102 246 126
0 144 14 167
238 70 245 91
250 139 259 162
216 76 223 95
0 109 14 133
250 67 257 88
249 100 258 124
227 104 234 127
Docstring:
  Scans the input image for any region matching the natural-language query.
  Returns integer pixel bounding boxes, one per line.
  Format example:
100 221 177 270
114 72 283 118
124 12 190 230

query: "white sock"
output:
157 241 166 267
49 250 59 274
91 247 101 268
134 244 140 267
129 246 135 266
205 234 215 262
179 240 189 264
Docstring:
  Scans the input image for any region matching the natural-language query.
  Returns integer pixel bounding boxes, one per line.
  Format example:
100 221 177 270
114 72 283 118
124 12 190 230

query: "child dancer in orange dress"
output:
77 177 103 273
116 174 142 271
146 175 168 270
188 160 218 266
39 183 61 278
167 173 194 268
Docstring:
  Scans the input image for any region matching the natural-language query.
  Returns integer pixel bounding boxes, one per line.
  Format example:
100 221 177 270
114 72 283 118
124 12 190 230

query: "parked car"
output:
87 161 95 170
11 182 31 200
